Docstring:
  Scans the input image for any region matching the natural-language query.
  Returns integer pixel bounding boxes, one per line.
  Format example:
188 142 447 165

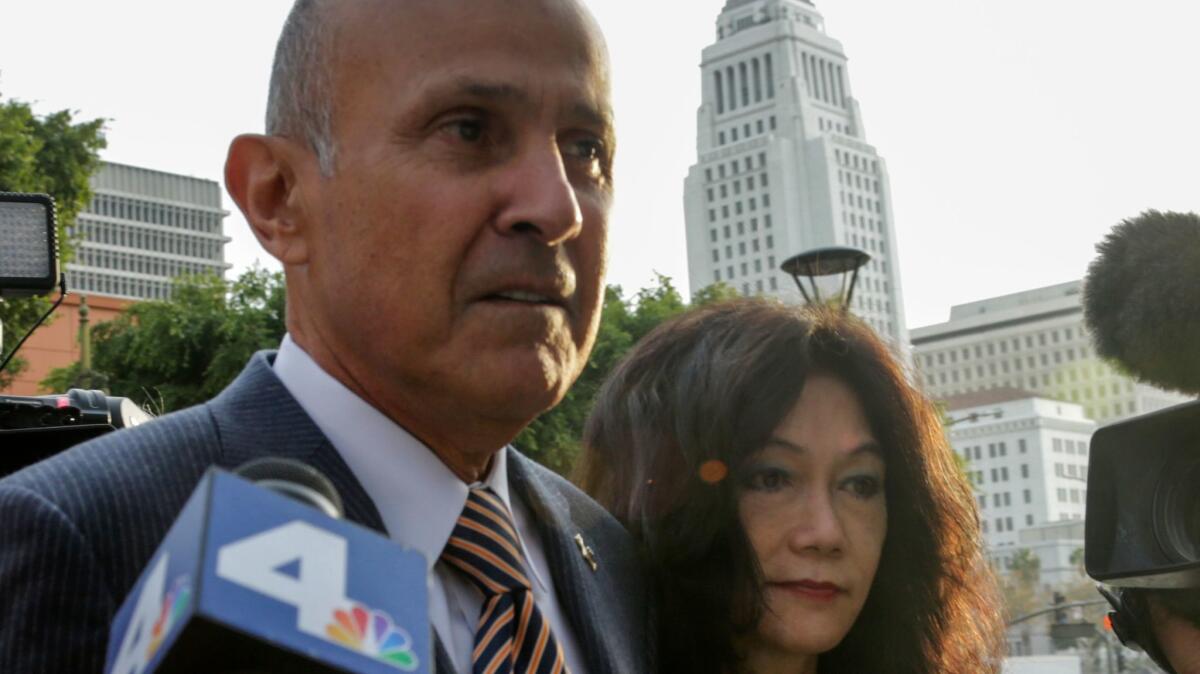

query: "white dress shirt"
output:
273 335 588 674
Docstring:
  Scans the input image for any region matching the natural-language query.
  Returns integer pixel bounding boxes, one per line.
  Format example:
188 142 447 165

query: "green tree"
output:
516 275 740 473
0 94 106 388
43 268 286 411
690 281 740 307
1001 548 1044 621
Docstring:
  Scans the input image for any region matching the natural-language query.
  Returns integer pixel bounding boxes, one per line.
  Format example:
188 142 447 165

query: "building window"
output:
1023 489 1032 504
1020 464 1029 479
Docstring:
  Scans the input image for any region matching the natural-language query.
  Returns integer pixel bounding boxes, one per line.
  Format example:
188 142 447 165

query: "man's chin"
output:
471 354 577 419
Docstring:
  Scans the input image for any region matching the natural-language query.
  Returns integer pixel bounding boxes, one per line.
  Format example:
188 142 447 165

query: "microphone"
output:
1083 210 1200 592
234 457 345 519
1082 209 1200 394
104 459 430 674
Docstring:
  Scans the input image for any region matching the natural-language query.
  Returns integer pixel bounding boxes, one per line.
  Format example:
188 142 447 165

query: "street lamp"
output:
945 409 1004 427
779 246 870 311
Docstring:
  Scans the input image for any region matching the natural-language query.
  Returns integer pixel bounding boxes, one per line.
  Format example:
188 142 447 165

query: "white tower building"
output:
683 0 908 346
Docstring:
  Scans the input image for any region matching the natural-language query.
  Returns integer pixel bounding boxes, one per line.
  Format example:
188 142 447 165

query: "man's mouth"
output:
490 290 559 305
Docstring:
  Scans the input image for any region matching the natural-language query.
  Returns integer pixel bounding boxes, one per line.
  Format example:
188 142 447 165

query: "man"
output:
0 1 650 672
1105 587 1200 673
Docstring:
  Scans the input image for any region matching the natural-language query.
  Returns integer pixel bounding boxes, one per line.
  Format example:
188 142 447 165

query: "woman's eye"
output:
843 475 882 499
744 467 790 492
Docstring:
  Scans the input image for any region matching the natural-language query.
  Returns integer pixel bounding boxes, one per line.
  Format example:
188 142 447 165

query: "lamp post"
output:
779 246 870 311
945 409 1004 427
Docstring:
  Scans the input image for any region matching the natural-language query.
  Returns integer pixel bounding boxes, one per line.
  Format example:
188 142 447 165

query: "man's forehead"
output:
332 0 604 46
326 0 611 118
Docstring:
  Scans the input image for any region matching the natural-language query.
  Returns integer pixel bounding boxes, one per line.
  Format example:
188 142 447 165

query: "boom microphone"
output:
105 460 430 673
1082 210 1200 394
1084 210 1200 629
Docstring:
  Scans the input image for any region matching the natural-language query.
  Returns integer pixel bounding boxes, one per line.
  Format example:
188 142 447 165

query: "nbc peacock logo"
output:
325 603 420 671
145 575 192 659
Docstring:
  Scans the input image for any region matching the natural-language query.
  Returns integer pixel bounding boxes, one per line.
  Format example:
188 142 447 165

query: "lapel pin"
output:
574 533 598 572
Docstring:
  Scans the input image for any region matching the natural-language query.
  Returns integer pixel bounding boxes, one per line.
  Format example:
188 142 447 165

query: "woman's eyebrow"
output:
763 438 883 458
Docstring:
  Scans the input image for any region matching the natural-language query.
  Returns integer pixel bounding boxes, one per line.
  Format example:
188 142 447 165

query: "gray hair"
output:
265 0 337 175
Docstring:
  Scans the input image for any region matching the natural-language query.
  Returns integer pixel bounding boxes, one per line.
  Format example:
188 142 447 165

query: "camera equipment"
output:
0 192 59 299
1085 399 1200 588
1083 211 1200 673
1082 211 1200 587
0 389 154 478
1 192 154 477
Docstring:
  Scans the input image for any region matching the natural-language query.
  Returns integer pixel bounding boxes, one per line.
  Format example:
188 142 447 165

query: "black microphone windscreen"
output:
1083 210 1200 394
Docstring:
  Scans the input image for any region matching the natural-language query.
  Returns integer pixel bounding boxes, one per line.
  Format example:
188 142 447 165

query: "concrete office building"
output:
946 388 1095 553
69 161 230 301
682 0 908 347
912 281 1189 425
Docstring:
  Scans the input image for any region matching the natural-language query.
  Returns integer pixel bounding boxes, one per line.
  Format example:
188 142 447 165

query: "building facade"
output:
946 389 1095 551
682 0 908 346
68 161 230 301
912 281 1189 425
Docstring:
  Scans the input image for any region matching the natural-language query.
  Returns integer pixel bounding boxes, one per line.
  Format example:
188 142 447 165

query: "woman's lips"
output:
770 580 845 602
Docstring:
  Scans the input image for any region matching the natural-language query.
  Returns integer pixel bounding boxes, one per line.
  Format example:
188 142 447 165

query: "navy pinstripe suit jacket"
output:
0 352 650 674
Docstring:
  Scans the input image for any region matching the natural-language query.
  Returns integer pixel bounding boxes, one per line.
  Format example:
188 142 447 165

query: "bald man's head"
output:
263 0 607 177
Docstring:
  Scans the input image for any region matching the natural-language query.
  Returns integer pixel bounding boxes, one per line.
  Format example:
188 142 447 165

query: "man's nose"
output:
493 140 584 245
786 489 846 555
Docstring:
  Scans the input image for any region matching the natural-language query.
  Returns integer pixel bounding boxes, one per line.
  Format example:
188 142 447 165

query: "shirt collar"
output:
272 335 544 589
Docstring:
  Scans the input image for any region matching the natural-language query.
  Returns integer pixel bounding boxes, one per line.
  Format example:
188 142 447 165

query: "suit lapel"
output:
507 450 619 674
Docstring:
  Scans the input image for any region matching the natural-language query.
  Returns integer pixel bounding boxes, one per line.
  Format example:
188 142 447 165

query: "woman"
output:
577 299 1004 673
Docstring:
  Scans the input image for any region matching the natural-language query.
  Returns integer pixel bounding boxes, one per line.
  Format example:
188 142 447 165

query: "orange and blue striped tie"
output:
442 487 569 674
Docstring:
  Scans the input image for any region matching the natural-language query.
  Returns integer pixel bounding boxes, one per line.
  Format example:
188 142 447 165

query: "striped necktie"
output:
442 486 570 674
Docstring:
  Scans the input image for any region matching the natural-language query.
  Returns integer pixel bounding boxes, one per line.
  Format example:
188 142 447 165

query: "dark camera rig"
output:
1 192 155 478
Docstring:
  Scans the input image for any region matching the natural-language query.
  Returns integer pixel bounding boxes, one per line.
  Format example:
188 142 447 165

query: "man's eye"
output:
564 137 606 163
441 117 485 143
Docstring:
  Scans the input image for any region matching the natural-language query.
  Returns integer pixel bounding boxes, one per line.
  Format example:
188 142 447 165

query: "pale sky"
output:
2 0 1196 329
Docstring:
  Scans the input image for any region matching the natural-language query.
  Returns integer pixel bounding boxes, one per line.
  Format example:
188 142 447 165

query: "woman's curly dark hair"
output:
576 298 1005 673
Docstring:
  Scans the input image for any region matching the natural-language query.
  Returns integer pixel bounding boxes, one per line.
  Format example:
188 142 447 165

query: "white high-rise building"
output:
683 0 908 346
911 281 1189 426
945 389 1095 550
69 162 231 301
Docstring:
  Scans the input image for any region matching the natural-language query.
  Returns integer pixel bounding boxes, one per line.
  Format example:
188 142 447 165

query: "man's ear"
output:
224 134 315 266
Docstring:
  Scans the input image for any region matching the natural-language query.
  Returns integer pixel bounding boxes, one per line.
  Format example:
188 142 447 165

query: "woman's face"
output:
737 374 888 665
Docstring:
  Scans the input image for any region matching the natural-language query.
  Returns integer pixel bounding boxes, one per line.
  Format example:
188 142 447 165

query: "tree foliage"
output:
43 268 286 411
0 93 106 387
516 276 738 473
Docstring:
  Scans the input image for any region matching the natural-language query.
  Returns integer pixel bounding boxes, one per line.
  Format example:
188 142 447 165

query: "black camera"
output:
0 389 153 477
1085 399 1200 588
